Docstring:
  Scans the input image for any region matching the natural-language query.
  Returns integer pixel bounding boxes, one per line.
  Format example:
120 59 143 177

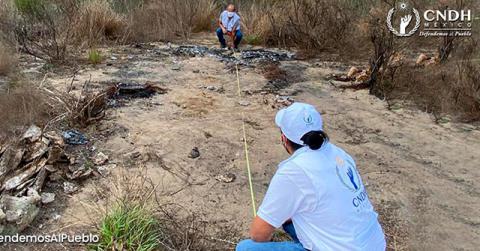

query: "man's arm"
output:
218 12 227 33
249 216 275 242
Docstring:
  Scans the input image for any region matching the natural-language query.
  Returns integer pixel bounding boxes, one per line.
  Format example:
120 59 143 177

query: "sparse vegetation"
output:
74 0 126 46
92 203 161 251
0 42 17 75
88 49 103 64
0 80 52 137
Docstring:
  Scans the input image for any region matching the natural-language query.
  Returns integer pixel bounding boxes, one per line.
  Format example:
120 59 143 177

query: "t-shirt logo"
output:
335 156 361 192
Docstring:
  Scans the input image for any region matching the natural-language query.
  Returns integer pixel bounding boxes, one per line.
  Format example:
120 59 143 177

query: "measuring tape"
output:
232 48 257 217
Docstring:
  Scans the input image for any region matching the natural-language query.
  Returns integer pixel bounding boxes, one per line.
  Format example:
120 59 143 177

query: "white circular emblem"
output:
386 5 420 37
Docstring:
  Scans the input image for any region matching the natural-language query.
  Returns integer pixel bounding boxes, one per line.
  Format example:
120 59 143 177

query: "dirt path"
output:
25 41 480 251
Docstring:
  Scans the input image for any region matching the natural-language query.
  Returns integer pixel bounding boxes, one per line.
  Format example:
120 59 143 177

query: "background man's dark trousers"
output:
216 28 243 48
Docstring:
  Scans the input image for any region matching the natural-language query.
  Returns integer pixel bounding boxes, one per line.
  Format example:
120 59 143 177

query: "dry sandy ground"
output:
6 40 480 250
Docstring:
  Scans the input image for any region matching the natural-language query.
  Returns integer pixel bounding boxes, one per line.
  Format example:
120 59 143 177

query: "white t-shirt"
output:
258 143 386 251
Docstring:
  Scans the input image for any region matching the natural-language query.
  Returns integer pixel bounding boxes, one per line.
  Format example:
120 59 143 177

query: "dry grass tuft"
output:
73 0 126 47
0 42 17 76
0 81 51 137
126 0 218 42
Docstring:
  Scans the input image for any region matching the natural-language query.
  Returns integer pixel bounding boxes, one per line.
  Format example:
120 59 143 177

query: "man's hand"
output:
222 27 227 34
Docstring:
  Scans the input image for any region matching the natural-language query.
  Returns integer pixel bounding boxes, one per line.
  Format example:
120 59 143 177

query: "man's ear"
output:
281 133 288 146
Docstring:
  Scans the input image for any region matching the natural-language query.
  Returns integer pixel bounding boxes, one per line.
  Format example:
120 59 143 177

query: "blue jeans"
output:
236 223 305 251
216 28 243 48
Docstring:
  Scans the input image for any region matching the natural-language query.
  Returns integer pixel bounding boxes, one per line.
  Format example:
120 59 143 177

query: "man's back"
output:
259 143 386 251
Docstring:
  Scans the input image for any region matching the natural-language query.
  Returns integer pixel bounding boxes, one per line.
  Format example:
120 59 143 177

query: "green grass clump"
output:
14 0 43 15
90 204 161 251
88 49 103 65
243 34 263 45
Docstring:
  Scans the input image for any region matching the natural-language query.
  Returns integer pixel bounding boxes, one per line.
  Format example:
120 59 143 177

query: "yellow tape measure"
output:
233 49 257 217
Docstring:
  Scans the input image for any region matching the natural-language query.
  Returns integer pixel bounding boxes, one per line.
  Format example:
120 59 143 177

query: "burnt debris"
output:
168 45 295 65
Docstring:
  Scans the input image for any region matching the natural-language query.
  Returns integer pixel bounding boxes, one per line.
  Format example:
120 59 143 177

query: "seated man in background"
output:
216 3 242 49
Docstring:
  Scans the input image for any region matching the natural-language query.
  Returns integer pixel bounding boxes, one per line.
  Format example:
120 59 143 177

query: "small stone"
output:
63 182 78 194
97 164 116 177
416 53 430 65
94 152 108 165
193 69 200 73
347 66 360 78
52 213 61 221
0 208 6 221
171 65 181 71
238 100 250 106
41 193 55 204
188 147 200 159
215 173 236 183
206 86 216 91
22 125 42 143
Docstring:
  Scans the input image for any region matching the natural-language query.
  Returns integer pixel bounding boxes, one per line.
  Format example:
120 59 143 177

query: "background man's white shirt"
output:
257 143 386 251
220 10 241 32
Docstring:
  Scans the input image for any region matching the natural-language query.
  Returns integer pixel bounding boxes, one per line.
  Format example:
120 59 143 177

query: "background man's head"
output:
226 4 235 12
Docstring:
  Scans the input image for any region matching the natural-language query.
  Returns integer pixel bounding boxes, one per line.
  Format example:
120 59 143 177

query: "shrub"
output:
8 0 75 62
88 49 103 64
126 0 219 42
264 0 354 51
0 80 52 137
73 0 126 47
243 34 263 45
91 203 161 251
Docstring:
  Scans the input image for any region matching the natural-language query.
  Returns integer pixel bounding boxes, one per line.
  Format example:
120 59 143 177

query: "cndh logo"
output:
335 156 360 192
386 2 420 37
387 2 473 37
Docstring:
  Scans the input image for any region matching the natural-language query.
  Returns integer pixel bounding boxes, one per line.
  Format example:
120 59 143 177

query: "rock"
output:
22 125 42 143
188 147 200 159
63 182 78 194
52 213 61 221
23 137 50 163
355 71 369 82
0 193 40 233
171 65 181 71
47 146 65 164
33 167 47 191
275 95 294 106
416 53 430 65
206 86 216 91
131 151 141 159
0 208 5 221
41 193 55 204
425 57 439 66
193 69 200 73
44 131 64 147
3 158 47 191
238 100 250 106
97 164 116 177
215 173 236 183
94 152 108 165
0 145 25 178
460 124 477 132
347 66 360 78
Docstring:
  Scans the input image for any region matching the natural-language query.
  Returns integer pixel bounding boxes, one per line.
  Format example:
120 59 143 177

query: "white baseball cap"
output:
275 102 323 145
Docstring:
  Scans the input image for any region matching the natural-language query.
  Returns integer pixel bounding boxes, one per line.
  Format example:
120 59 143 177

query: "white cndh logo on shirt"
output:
335 156 360 193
